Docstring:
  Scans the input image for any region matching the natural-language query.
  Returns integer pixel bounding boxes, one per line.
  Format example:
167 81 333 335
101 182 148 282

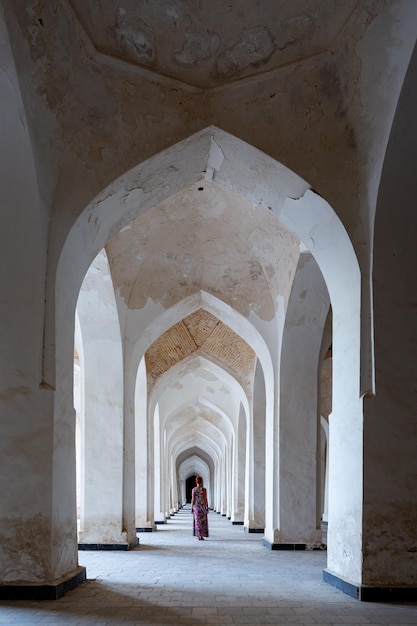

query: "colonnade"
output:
2 114 416 600
74 248 331 549
59 129 360 593
2 2 417 604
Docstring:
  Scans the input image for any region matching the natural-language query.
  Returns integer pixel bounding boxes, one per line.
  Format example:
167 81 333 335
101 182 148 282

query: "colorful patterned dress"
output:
191 486 209 539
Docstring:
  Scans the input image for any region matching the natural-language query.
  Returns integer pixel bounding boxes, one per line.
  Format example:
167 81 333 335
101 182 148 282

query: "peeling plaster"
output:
106 181 300 321
216 26 274 79
175 32 220 67
363 502 417 586
0 514 50 582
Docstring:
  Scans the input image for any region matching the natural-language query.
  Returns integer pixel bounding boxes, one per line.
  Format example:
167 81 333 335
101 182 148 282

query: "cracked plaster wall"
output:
4 1 415 261
106 181 299 321
361 36 417 586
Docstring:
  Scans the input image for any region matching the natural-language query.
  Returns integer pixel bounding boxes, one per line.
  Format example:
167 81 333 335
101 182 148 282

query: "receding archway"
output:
52 126 361 588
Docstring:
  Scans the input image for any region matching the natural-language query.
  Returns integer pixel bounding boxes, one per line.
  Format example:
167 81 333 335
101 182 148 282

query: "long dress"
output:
191 486 209 539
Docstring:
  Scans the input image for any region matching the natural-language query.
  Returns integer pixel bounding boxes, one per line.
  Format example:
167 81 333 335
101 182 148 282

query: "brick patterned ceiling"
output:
145 308 256 389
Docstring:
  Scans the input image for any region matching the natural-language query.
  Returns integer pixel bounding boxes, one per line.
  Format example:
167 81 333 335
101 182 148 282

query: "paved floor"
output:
0 507 416 625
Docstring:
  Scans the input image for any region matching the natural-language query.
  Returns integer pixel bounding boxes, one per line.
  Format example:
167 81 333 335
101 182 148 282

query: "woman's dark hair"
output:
195 476 203 486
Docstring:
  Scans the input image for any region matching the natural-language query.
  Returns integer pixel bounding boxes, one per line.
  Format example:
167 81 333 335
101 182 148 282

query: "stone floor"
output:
1 507 416 625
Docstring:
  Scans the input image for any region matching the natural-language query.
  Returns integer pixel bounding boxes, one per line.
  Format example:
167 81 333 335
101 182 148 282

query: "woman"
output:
191 476 209 540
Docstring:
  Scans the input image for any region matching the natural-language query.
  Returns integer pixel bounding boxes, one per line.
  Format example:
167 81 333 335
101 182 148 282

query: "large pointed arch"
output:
52 125 362 586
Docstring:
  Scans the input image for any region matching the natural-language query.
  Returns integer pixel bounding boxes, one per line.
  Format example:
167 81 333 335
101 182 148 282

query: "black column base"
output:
262 538 306 550
323 569 417 602
0 566 86 601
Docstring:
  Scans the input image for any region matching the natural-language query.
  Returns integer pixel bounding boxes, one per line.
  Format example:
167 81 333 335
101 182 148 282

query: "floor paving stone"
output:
0 507 416 625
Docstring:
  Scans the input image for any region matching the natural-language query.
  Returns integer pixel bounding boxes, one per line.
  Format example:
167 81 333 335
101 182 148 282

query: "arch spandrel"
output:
52 127 304 384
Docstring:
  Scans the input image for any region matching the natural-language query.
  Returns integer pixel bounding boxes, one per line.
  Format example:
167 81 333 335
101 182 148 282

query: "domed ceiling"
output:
70 0 359 89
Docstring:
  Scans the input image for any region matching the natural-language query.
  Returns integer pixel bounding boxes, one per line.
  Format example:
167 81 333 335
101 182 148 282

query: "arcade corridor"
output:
2 0 417 605
0 510 415 625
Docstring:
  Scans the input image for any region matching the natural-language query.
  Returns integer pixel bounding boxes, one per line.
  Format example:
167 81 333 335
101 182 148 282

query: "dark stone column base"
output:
232 521 244 525
245 527 264 533
136 526 155 532
323 569 417 602
262 538 306 550
0 566 86 601
78 537 139 551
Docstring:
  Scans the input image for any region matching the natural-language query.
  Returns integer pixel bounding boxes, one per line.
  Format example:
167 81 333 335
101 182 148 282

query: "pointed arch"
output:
52 125 362 583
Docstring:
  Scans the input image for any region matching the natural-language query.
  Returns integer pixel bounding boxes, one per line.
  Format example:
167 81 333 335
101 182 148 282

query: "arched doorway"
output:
54 126 361 590
185 475 196 503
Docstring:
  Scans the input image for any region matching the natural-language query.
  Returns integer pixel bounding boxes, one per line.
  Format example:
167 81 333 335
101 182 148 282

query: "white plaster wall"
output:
0 10 64 582
362 38 417 586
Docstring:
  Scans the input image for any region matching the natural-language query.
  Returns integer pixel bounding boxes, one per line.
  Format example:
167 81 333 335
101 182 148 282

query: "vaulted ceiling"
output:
8 0 395 477
145 308 256 390
69 0 359 89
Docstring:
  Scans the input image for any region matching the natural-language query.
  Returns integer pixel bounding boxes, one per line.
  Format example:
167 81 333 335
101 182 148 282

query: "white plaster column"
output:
232 405 246 523
77 252 136 548
244 395 265 531
0 13 83 594
244 408 253 528
225 440 232 518
219 456 225 515
215 458 221 513
360 41 417 594
263 309 283 547
278 192 362 585
153 405 164 522
178 479 185 507
276 253 329 546
123 382 137 546
225 443 231 517
134 357 154 529
162 430 170 518
170 455 178 513
320 417 329 525
249 362 266 532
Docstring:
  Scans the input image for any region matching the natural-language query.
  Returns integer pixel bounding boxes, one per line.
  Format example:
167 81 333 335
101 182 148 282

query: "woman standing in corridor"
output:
191 476 209 540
